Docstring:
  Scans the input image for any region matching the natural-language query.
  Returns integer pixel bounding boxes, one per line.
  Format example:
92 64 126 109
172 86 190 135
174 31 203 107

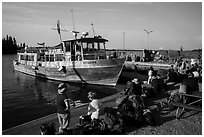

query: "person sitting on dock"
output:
56 83 71 133
182 72 199 94
132 78 143 96
151 74 166 94
122 81 134 96
78 92 103 127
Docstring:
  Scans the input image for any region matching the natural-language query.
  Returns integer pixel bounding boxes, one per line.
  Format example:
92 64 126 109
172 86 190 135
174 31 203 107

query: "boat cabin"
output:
57 36 108 61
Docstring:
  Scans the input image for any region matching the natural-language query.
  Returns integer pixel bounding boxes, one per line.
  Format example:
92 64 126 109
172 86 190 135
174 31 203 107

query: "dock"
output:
124 61 171 71
2 92 122 135
3 82 202 135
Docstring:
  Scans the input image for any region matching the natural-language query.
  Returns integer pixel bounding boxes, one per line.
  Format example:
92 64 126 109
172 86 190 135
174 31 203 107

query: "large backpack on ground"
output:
99 107 124 133
117 94 144 123
167 92 183 109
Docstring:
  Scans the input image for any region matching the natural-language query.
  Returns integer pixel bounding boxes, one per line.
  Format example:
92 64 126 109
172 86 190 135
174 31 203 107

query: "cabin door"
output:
71 42 75 61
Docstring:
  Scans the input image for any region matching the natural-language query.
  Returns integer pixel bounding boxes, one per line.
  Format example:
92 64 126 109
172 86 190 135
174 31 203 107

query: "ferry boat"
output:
13 31 125 86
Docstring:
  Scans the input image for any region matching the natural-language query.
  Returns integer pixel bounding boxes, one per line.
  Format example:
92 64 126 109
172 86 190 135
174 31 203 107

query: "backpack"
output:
143 109 155 126
99 107 124 133
167 92 183 109
118 95 144 122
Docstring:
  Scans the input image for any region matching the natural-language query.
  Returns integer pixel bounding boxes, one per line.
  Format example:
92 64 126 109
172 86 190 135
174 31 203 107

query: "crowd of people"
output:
145 59 202 110
43 80 155 135
166 59 201 83
40 58 201 135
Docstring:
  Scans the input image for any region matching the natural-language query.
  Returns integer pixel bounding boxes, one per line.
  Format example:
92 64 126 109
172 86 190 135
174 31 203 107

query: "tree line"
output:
2 35 26 54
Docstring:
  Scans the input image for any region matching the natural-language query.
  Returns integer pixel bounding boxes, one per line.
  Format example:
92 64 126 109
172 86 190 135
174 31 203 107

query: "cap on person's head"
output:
58 83 67 94
88 91 96 99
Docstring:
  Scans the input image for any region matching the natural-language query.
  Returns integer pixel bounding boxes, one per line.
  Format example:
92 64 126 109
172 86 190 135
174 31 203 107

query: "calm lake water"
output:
2 54 147 130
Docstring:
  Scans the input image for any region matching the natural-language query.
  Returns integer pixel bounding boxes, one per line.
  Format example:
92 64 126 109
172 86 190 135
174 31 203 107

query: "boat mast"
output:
71 9 75 32
91 22 95 37
71 9 79 39
51 20 68 55
57 20 62 42
51 20 68 42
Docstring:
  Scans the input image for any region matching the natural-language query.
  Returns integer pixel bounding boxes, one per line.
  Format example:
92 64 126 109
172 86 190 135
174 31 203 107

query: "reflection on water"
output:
2 55 119 130
2 55 146 130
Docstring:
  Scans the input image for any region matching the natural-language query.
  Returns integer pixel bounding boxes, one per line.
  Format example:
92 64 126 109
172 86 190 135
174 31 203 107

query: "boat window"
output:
37 53 45 61
82 42 87 51
99 42 105 50
27 55 34 61
88 42 93 51
82 41 105 52
55 54 64 61
85 42 95 51
46 55 49 61
76 43 81 52
21 55 29 61
65 42 71 52
20 55 25 60
44 55 54 62
50 55 54 62
93 42 99 51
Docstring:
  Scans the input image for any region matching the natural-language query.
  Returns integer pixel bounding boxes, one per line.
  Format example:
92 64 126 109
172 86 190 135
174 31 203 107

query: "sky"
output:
2 2 202 50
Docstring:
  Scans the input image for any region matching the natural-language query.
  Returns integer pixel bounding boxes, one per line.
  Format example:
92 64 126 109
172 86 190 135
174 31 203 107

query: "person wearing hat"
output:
56 83 70 133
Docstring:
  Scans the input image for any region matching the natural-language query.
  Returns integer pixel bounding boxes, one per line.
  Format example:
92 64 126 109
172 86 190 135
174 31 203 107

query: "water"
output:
2 55 147 130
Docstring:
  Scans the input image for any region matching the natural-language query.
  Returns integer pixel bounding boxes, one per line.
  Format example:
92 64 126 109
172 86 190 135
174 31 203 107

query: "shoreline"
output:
2 91 122 135
3 82 202 135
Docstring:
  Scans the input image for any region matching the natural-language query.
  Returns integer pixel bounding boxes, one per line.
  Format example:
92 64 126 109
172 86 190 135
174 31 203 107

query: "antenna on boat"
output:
71 9 76 31
91 22 95 37
51 20 68 42
71 9 79 39
51 20 68 54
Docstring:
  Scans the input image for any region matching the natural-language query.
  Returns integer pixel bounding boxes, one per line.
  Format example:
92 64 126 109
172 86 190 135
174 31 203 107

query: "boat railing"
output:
34 51 107 63
83 53 106 60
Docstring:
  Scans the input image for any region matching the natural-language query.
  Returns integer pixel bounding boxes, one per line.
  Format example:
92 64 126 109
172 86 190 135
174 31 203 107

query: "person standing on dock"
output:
56 83 70 133
147 66 154 84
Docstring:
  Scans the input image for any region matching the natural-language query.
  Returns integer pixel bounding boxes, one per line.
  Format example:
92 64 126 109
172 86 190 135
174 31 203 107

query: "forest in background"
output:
2 35 26 54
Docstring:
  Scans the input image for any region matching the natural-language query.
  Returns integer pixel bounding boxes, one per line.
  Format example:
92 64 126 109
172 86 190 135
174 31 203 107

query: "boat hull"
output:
13 58 125 86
